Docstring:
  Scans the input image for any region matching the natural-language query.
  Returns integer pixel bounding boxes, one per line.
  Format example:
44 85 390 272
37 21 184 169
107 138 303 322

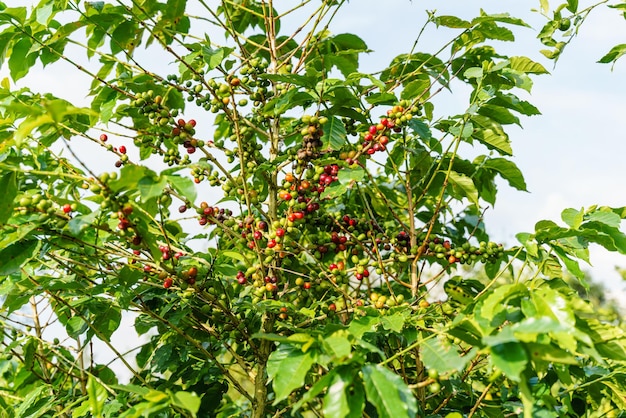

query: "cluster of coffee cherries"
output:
193 202 232 226
15 194 77 222
360 102 418 156
393 234 505 265
171 118 204 155
296 115 328 161
318 163 340 187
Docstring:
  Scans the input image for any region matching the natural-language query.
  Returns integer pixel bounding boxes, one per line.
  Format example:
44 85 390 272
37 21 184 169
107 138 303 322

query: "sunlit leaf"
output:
362 364 417 418
267 344 316 403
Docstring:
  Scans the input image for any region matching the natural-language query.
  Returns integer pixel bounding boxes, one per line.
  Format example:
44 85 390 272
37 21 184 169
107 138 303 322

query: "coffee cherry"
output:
62 203 72 214
163 277 174 289
119 145 127 154
99 134 108 142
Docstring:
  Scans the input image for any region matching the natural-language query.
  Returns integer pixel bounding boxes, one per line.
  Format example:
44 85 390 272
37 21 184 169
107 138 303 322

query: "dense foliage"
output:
1 1 626 417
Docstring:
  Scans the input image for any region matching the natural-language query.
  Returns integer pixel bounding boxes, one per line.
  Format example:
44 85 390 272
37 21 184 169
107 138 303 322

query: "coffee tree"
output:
1 1 626 417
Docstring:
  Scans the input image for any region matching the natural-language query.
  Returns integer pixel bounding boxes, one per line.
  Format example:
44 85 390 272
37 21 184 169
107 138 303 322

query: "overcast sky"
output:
4 0 626 291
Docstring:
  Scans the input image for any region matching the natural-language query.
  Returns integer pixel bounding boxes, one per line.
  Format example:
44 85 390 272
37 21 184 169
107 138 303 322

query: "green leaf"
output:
0 7 28 25
66 315 89 338
322 116 347 150
434 15 471 28
480 283 527 320
337 166 364 184
515 232 536 255
257 73 317 88
267 344 316 403
202 45 234 70
380 313 405 333
87 376 107 418
477 104 520 125
348 315 380 339
9 37 37 81
320 181 347 200
36 1 54 25
222 250 246 263
489 93 540 116
0 171 17 224
171 391 201 415
324 331 352 359
509 56 549 74
365 92 397 105
478 157 527 191
421 337 475 374
0 239 40 275
471 115 512 155
566 0 578 13
598 44 626 64
581 222 626 254
447 171 479 206
362 364 418 418
292 371 335 412
14 387 46 417
164 174 197 202
586 209 621 228
263 89 314 116
108 165 153 193
332 33 368 51
553 246 585 281
138 176 169 203
464 67 483 79
323 369 354 418
561 208 584 229
531 286 575 328
92 305 121 342
68 211 99 236
490 342 527 382
401 77 430 100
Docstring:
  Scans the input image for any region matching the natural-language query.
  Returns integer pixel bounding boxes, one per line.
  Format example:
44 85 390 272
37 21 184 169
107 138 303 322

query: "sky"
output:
3 0 626 375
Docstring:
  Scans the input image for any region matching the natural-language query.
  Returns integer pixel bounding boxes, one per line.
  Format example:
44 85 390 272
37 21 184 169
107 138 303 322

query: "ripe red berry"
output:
163 277 173 289
62 203 72 214
275 228 285 237
303 282 311 290
99 133 108 142
293 211 305 220
188 119 197 127
119 145 127 154
368 125 377 135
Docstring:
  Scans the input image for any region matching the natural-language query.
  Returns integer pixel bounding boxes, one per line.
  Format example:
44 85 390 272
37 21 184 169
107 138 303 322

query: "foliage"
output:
0 0 625 417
